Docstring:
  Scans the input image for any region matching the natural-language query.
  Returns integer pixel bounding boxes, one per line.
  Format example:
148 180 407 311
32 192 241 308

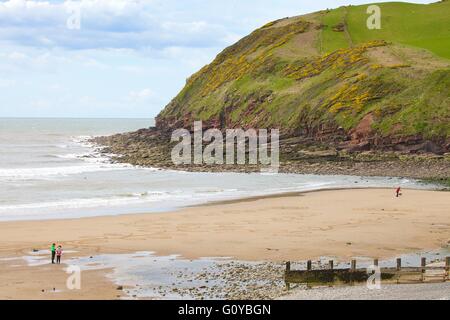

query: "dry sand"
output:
0 188 449 299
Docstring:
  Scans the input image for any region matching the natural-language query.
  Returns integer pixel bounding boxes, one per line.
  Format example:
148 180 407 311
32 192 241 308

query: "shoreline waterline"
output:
0 182 441 222
0 117 444 222
0 188 448 261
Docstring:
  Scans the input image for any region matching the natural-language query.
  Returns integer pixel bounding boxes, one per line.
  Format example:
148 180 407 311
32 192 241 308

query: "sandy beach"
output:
0 188 449 299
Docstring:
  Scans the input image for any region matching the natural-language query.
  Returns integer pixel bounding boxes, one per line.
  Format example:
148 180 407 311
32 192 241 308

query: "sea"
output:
0 118 432 221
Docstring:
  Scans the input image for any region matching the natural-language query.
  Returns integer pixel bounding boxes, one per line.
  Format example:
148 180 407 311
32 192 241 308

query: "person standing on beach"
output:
395 187 401 197
51 243 56 264
56 245 62 264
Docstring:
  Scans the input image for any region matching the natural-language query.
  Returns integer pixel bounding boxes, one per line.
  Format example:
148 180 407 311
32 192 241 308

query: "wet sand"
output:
0 258 120 300
0 188 449 299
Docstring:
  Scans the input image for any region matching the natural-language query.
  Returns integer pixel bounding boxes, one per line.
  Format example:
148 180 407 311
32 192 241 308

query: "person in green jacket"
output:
51 243 56 264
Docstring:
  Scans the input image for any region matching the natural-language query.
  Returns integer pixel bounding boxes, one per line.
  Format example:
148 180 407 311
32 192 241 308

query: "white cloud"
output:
0 79 17 87
161 21 209 33
30 98 51 109
48 83 63 90
0 0 238 51
8 51 27 60
118 65 144 74
128 88 154 101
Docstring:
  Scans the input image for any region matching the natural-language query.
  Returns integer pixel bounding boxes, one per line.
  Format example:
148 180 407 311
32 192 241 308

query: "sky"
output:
0 0 433 118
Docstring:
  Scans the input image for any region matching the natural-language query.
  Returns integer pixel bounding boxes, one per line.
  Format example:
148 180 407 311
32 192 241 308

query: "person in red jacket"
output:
395 187 401 197
56 246 63 264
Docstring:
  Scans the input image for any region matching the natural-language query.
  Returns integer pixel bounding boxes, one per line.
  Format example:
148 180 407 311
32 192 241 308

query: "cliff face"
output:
156 1 450 153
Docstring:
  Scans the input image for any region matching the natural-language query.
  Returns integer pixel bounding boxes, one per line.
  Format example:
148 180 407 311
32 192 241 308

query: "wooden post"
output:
396 258 402 283
373 259 378 267
446 257 450 281
349 260 356 285
421 257 426 282
285 261 291 291
329 260 334 270
396 258 402 271
307 260 312 271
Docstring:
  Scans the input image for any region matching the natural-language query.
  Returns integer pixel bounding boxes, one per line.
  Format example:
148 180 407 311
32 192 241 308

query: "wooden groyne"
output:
284 257 450 289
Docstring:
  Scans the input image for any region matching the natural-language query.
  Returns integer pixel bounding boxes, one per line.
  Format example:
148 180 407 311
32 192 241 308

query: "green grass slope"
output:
156 1 450 152
319 1 450 58
345 1 450 59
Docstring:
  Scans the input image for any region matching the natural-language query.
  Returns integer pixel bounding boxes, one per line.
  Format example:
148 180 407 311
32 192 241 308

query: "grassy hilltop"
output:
156 1 450 153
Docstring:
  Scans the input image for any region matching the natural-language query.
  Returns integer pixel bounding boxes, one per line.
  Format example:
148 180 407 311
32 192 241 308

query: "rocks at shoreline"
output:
164 261 287 300
91 128 450 181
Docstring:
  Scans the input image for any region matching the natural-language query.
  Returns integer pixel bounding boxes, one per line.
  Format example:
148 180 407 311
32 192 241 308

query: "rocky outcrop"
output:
92 128 450 180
